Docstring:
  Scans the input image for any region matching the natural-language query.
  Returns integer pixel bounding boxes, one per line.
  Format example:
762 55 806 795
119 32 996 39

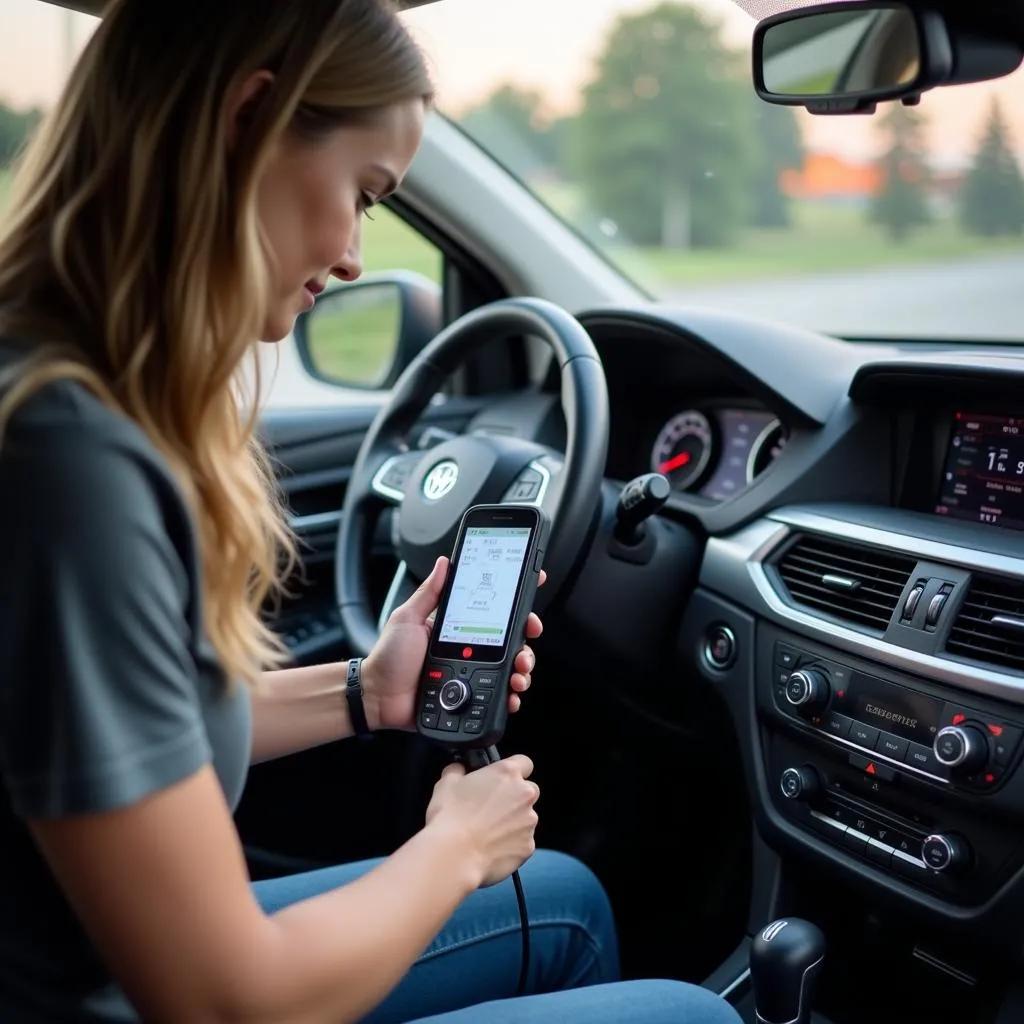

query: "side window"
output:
295 207 445 390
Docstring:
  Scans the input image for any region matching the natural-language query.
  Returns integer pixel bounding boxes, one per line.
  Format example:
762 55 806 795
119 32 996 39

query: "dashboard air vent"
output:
774 534 916 632
947 575 1024 672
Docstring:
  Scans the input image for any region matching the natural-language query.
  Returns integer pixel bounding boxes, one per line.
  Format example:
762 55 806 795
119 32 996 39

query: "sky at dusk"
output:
1 0 1022 167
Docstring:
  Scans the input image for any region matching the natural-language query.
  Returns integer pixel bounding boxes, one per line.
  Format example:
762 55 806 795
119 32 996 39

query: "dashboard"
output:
562 305 1024 998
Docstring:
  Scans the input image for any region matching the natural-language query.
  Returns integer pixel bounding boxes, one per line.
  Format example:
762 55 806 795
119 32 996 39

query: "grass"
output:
618 202 1024 288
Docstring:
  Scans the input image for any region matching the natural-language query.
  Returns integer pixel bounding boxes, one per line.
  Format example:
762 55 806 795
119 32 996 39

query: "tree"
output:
459 84 572 179
0 102 43 167
571 2 757 249
869 102 931 241
749 97 804 229
960 98 1024 237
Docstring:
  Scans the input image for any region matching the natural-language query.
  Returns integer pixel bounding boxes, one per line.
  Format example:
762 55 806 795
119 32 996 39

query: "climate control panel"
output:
759 626 1024 904
769 639 1023 792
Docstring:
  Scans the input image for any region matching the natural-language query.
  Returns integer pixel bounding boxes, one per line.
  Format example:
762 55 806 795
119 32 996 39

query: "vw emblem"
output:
422 460 459 501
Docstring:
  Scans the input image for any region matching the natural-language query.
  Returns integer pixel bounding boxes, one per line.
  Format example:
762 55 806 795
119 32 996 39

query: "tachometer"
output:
651 410 714 491
746 419 786 482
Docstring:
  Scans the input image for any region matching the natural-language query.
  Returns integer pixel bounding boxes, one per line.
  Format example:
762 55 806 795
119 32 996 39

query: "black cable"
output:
457 744 531 998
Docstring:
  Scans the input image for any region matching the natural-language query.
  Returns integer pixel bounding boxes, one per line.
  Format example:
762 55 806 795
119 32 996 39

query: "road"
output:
663 252 1024 340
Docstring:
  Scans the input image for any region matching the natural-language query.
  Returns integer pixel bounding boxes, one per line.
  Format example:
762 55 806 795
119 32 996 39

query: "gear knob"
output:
750 918 825 1024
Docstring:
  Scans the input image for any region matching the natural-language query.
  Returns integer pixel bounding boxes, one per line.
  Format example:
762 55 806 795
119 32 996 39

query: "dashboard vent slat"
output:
773 535 916 633
947 575 1024 672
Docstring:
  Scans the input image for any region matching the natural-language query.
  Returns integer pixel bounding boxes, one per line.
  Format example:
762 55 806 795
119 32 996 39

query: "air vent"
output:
947 575 1024 673
773 534 916 632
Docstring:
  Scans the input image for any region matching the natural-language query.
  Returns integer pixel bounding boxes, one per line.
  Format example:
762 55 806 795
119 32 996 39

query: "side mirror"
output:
752 2 953 114
293 271 442 390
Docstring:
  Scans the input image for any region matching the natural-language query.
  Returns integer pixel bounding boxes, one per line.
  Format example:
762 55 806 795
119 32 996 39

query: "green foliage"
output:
459 84 571 177
749 97 804 229
960 98 1024 238
571 2 757 249
0 102 42 167
869 102 931 241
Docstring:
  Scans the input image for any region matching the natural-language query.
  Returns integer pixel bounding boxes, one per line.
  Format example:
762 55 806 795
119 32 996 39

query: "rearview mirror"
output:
753 2 953 114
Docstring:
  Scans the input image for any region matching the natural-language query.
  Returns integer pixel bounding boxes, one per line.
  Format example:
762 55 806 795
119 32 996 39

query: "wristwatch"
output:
345 658 373 740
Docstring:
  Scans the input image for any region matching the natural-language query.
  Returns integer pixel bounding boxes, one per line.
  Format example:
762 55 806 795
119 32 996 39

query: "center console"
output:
687 495 1024 961
759 624 1024 904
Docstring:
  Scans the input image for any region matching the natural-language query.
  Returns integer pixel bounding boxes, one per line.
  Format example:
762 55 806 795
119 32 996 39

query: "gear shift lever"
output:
750 918 825 1024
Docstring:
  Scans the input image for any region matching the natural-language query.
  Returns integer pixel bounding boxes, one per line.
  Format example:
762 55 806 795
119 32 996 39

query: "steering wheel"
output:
336 297 609 656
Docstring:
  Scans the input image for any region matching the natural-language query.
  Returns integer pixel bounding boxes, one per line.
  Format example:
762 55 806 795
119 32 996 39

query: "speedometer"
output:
746 419 786 482
650 410 714 491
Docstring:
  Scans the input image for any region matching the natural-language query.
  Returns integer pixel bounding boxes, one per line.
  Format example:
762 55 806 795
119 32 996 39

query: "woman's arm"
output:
31 765 482 1024
250 661 380 764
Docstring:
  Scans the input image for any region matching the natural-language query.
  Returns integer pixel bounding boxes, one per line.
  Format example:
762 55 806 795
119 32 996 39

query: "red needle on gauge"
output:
658 452 691 474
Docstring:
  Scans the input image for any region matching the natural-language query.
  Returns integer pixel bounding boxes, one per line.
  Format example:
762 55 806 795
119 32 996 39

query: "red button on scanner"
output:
462 646 473 659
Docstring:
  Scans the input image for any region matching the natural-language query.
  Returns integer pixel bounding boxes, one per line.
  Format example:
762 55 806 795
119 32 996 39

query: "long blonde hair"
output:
0 0 432 687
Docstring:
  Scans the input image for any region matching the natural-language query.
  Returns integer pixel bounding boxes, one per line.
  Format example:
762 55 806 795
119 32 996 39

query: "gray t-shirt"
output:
0 353 252 1021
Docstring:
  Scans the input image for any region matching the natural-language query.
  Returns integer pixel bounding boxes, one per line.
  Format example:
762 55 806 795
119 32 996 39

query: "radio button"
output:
840 829 868 855
905 742 941 775
890 831 923 861
849 722 880 749
820 801 853 827
821 711 852 739
775 642 799 669
876 733 909 760
892 849 929 881
866 838 894 868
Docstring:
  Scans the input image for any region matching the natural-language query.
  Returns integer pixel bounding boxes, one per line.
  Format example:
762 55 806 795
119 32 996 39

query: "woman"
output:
0 1 743 1021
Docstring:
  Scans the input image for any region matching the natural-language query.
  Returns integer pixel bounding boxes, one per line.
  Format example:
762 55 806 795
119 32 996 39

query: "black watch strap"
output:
345 658 373 740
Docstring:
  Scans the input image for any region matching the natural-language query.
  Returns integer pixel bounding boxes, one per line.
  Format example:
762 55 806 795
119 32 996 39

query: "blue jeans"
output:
253 848 742 1023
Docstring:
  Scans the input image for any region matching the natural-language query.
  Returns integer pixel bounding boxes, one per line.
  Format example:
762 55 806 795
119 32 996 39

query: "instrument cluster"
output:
649 405 786 500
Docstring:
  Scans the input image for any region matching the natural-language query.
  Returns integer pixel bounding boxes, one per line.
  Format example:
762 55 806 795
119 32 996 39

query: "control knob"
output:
933 724 989 774
780 765 821 801
785 668 830 714
921 833 971 873
438 678 470 713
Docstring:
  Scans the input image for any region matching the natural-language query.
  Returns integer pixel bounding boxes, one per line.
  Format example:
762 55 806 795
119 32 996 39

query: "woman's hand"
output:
426 755 540 887
361 556 546 733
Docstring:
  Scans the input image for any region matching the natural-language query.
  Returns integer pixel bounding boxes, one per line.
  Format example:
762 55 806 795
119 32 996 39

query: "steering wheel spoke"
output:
500 455 560 508
369 450 422 505
377 560 418 632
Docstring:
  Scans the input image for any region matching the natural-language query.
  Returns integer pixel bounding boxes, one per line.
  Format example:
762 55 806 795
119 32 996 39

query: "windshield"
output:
401 0 1024 342
2 1 1022 343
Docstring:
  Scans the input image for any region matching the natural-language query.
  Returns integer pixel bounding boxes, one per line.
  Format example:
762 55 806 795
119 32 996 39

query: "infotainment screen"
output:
934 412 1024 531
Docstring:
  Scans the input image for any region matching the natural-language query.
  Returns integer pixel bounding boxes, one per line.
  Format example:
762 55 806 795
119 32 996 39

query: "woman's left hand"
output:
361 556 546 733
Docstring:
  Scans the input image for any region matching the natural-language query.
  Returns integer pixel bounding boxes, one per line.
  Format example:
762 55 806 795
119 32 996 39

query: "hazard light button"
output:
849 753 896 783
